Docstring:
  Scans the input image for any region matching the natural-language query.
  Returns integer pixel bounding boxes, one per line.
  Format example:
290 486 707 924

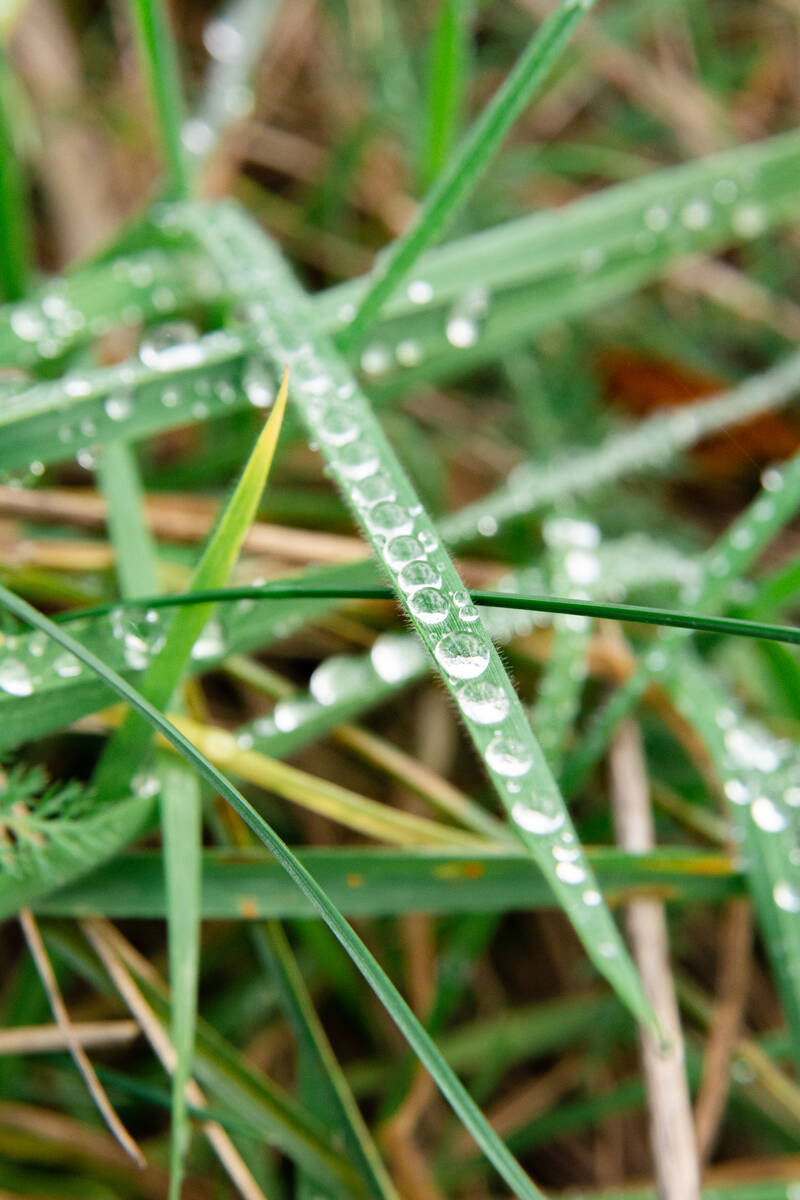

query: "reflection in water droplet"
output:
511 802 564 836
485 733 533 777
434 632 490 680
53 652 81 678
243 357 274 408
750 794 788 833
0 658 33 696
556 861 586 885
456 680 509 724
368 502 413 537
409 588 450 626
385 535 425 568
398 561 441 594
774 881 800 913
139 322 204 370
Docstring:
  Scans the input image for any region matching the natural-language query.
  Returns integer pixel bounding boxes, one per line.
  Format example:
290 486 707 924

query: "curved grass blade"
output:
338 0 592 349
91 368 289 798
183 0 281 181
0 585 548 1200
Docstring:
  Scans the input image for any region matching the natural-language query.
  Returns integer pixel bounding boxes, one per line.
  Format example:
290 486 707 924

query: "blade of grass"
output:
0 583 548 1200
0 47 30 301
35 845 744 921
422 0 473 187
128 0 189 199
337 0 594 350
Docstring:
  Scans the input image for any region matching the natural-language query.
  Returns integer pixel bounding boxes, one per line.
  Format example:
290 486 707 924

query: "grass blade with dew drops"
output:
97 437 201 1200
0 585 549 1200
561 450 800 796
37 844 744 922
128 0 189 199
179 200 658 1037
338 0 597 351
183 0 281 184
91 367 289 799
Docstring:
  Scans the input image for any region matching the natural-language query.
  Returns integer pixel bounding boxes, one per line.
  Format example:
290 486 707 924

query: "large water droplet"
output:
409 588 450 625
368 502 413 537
0 658 33 696
556 861 586 885
336 441 380 481
352 473 396 507
485 733 533 777
434 632 490 680
139 322 205 370
385 535 425 569
456 680 509 724
750 795 788 833
309 656 366 706
191 618 225 660
511 802 564 836
398 561 441 594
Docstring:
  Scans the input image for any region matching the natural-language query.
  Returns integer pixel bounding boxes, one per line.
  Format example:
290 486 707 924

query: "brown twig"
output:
0 1019 139 1056
609 718 701 1200
19 909 145 1167
694 898 753 1163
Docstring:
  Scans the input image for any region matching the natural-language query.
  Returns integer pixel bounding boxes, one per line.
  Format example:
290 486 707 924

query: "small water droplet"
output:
140 322 204 370
407 279 434 305
243 357 274 408
731 203 766 238
583 888 602 906
385 535 425 568
53 652 81 678
368 502 413 537
556 861 586 885
511 802 564 836
104 390 133 422
336 441 380 481
681 199 712 230
370 634 425 683
191 618 225 660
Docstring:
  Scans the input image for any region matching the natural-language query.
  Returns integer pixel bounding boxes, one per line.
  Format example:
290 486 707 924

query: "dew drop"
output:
409 588 450 626
385 535 425 569
368 502 413 537
724 779 750 806
750 795 788 833
191 618 225 660
53 652 81 678
511 802 565 836
243 357 274 408
104 390 133 422
774 880 800 913
319 410 359 446
681 199 712 230
336 441 380 481
583 888 602 906
408 279 434 305
360 344 392 377
456 680 509 724
140 322 204 370
0 658 33 696
731 203 766 238
460 604 480 622
485 733 533 777
352 473 396 507
309 656 365 706
644 204 670 232
556 861 586 885
398 561 441 594
434 631 490 680
203 16 244 62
